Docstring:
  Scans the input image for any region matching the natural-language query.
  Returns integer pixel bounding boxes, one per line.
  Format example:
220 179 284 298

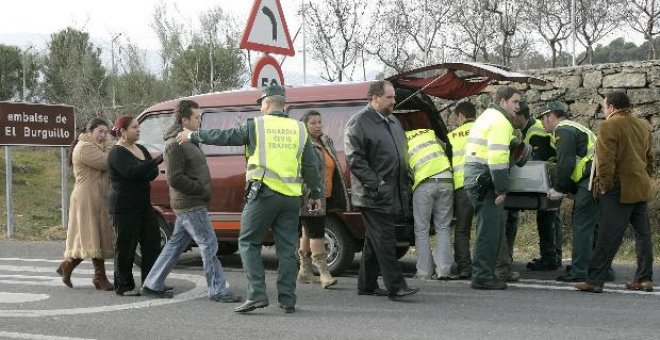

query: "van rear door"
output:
387 61 546 101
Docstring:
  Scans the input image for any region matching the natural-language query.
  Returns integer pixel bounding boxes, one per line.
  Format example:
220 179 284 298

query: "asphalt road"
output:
1 240 659 340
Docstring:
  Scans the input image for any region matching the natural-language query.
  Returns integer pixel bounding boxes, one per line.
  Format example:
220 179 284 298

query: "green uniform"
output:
191 111 321 308
524 118 562 268
496 117 560 277
463 104 513 285
552 120 599 279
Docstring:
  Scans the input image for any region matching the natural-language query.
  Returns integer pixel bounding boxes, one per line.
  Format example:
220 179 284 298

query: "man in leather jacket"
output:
345 80 418 300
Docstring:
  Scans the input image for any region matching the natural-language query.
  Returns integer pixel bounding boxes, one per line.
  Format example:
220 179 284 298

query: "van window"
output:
138 113 173 153
288 104 365 152
200 110 261 155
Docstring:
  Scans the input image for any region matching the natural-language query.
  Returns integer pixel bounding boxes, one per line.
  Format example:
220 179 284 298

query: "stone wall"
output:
443 60 660 170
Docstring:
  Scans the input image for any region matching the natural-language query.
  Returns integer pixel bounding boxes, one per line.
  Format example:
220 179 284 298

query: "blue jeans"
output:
143 208 229 297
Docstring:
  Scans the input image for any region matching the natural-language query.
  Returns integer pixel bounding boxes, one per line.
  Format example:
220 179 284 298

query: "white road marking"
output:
0 258 65 264
429 278 660 296
0 332 95 340
0 260 209 318
0 274 87 287
0 292 49 303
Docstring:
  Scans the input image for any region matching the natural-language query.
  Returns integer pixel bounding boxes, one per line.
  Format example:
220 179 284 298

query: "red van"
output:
136 62 545 275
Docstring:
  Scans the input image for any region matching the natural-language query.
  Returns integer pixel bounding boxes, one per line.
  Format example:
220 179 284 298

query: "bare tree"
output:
575 0 625 64
446 0 497 62
151 2 186 81
484 0 529 66
366 0 454 73
305 0 371 82
624 0 660 59
523 0 572 67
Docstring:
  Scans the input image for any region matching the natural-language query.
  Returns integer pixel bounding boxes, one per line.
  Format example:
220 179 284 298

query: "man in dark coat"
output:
344 80 418 300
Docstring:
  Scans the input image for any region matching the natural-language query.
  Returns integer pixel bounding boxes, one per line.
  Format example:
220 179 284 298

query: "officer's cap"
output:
257 85 286 104
536 101 567 119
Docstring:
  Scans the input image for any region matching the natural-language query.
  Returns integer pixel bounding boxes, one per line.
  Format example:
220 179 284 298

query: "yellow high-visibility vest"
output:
406 129 451 190
465 107 513 170
554 120 596 183
246 115 308 196
448 122 474 189
524 119 552 145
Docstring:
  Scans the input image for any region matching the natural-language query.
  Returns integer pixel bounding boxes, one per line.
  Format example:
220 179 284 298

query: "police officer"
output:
448 102 476 279
406 128 454 280
510 101 562 272
537 102 599 282
177 85 322 313
464 86 520 290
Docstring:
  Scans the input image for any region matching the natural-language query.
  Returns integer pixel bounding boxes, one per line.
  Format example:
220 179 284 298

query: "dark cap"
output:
518 100 529 117
256 85 286 104
536 101 566 119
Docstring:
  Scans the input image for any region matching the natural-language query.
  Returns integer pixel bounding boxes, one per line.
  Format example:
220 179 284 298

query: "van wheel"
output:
134 213 172 267
324 218 356 277
396 246 411 259
217 242 239 255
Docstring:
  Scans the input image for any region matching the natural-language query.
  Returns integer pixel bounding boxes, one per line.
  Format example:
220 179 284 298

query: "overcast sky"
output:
0 1 298 49
0 0 327 83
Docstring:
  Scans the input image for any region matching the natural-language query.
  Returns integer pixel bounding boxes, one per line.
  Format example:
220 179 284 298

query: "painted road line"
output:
0 274 94 287
0 258 65 263
0 272 208 318
0 292 49 303
0 332 95 340
434 278 660 296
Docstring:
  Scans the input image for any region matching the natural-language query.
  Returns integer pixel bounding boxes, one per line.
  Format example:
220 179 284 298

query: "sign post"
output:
5 146 13 239
240 0 295 89
0 102 76 238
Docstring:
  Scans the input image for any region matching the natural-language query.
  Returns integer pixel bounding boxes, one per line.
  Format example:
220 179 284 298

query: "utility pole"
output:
301 0 307 84
424 0 429 66
571 0 576 66
22 45 33 102
111 33 122 108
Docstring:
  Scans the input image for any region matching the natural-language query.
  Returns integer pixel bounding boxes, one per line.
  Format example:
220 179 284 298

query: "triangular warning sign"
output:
240 0 295 56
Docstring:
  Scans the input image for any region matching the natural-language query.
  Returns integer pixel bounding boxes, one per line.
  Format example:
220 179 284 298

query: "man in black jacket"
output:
345 80 418 300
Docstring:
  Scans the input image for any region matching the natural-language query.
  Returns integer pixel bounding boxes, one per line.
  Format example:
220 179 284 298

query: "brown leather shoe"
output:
575 282 603 293
625 281 654 292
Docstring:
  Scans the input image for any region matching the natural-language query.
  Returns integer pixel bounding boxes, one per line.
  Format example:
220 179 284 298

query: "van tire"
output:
217 242 239 255
324 218 355 277
134 213 173 267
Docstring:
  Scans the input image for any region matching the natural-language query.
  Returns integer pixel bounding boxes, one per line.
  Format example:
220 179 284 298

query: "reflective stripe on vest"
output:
448 122 473 189
554 120 596 183
406 129 451 191
465 108 513 171
246 115 307 196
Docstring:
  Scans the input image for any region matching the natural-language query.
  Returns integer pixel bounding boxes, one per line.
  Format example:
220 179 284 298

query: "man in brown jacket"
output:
577 91 655 293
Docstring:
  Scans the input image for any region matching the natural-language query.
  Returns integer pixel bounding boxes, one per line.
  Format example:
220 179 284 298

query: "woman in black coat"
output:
108 115 163 296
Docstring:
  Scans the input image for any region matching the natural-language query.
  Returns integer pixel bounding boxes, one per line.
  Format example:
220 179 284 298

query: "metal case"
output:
503 161 560 211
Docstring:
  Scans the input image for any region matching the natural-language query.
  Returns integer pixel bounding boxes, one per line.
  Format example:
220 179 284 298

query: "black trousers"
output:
358 208 407 293
453 188 474 276
113 209 161 292
586 189 653 285
537 209 559 263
